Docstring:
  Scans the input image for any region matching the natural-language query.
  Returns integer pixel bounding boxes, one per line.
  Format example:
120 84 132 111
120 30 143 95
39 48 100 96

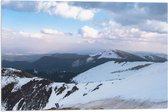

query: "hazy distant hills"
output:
2 54 48 62
2 54 109 72
2 49 167 82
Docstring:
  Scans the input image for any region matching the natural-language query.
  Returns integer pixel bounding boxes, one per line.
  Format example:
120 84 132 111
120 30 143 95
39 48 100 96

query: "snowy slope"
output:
72 61 153 83
2 68 34 89
64 62 167 106
90 49 128 59
53 62 168 108
1 61 167 110
93 50 121 59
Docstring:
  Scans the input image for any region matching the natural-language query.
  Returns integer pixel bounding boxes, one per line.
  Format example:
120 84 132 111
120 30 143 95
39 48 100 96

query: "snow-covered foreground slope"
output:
67 62 167 106
1 61 168 110
73 61 153 83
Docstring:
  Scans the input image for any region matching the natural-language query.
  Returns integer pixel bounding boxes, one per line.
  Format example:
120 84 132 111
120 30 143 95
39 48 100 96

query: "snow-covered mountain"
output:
2 60 167 110
90 49 167 62
2 50 167 83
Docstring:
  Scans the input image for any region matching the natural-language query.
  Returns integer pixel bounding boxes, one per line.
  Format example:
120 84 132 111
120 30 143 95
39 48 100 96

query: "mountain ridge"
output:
2 49 167 82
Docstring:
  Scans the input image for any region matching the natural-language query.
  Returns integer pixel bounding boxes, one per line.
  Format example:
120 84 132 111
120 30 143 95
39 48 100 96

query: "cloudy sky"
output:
2 1 167 54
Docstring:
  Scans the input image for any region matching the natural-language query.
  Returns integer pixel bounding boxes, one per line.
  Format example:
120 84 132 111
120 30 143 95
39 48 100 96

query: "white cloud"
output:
18 31 43 39
77 20 167 48
2 28 67 40
41 28 64 35
2 28 81 54
37 2 95 21
79 26 99 38
2 28 40 39
139 20 167 33
3 29 44 39
2 26 167 54
98 20 167 43
2 0 11 5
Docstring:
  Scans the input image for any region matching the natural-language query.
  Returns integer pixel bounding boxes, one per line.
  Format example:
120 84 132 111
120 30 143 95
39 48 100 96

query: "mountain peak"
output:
90 49 167 62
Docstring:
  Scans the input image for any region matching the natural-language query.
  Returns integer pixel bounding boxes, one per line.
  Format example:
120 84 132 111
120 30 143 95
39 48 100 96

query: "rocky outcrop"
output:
2 68 53 110
1 68 79 110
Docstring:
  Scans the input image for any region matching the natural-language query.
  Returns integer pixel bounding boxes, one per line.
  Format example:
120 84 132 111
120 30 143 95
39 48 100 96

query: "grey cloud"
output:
2 1 37 12
72 2 167 25
2 1 167 25
138 3 167 16
71 2 135 12
2 1 167 33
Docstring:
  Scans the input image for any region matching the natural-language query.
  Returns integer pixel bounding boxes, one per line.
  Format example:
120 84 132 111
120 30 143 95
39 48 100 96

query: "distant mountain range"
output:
2 49 167 82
